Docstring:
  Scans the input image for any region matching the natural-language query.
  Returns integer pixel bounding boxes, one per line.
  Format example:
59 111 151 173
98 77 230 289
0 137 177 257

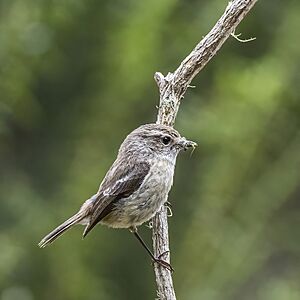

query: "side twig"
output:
152 1 258 299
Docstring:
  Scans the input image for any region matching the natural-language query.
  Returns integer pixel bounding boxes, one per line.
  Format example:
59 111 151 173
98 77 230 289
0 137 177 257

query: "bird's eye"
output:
161 135 171 145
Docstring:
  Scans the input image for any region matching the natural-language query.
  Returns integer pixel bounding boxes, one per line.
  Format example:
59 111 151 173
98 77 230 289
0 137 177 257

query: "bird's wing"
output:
83 160 150 237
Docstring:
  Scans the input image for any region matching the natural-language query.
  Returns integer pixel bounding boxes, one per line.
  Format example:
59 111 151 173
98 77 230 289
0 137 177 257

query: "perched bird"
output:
39 123 197 270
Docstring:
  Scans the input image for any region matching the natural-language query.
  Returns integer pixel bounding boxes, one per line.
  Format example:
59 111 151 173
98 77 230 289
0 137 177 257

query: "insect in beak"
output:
178 137 198 151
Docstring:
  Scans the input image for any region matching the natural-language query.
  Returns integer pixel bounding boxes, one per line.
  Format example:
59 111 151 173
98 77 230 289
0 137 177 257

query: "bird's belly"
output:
100 188 167 228
101 161 174 228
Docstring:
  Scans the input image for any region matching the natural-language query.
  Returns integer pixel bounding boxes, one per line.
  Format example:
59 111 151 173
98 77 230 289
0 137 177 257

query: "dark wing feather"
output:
83 161 150 237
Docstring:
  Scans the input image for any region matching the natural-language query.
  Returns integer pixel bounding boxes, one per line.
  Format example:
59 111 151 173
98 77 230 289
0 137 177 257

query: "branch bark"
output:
152 1 258 299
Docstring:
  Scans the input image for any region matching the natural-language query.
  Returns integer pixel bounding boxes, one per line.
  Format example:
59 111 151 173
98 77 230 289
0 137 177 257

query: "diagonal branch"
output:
155 0 258 127
152 0 258 299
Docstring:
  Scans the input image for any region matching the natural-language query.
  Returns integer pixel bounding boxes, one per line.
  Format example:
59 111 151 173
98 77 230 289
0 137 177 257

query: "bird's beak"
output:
178 137 198 151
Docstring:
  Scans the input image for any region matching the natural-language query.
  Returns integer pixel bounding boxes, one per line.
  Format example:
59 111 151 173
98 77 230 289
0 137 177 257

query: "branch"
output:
152 0 258 299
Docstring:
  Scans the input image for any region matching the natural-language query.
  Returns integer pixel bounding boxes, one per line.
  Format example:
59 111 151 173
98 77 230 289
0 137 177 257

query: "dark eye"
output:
161 135 171 145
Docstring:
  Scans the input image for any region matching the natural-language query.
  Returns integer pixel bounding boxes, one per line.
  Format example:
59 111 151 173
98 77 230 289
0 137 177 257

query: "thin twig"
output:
231 31 256 42
152 0 258 299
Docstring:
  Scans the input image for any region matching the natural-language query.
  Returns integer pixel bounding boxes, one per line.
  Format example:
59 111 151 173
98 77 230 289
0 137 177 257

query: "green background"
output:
1 0 300 299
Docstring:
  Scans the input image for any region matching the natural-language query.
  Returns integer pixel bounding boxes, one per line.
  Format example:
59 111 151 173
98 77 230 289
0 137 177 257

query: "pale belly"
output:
100 160 174 228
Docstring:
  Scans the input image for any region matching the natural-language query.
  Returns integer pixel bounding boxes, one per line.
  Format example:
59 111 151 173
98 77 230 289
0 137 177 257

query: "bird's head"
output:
119 123 197 161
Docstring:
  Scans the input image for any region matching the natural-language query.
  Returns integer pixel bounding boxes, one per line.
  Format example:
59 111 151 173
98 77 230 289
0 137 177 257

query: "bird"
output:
38 123 197 270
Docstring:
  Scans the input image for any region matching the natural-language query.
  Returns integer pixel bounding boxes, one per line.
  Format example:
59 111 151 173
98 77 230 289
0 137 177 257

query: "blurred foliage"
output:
0 0 300 299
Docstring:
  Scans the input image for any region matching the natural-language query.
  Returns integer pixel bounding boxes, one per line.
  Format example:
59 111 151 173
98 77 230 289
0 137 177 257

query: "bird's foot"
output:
152 251 174 272
164 201 172 208
153 258 174 272
164 202 173 217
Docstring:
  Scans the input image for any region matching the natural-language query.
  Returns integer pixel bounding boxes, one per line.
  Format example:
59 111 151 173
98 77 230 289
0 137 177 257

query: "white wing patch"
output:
102 174 131 196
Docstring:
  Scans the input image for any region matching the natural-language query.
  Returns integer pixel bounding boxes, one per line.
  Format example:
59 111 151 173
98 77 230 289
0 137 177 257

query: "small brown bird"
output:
39 123 196 270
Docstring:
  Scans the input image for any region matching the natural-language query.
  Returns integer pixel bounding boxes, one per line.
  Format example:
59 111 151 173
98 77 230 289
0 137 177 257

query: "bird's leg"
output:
129 227 174 272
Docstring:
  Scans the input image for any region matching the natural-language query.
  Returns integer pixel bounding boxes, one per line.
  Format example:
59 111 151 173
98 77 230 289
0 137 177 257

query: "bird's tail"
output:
38 211 86 248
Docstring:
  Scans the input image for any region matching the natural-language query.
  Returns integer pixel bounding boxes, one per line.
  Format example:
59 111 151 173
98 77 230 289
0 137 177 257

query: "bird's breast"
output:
146 159 175 192
125 159 175 226
101 158 176 228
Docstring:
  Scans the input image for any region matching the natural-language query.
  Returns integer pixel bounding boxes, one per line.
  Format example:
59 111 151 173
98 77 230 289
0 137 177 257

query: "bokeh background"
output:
1 0 300 299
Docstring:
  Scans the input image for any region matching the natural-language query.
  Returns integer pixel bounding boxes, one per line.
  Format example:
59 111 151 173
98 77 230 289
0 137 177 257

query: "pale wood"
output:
152 1 258 299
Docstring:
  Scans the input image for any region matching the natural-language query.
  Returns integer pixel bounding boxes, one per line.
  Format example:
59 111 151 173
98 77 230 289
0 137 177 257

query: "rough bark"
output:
152 1 258 299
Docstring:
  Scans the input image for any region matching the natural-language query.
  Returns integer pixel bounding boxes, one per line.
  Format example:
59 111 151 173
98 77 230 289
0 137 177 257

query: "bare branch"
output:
152 0 258 299
156 0 258 127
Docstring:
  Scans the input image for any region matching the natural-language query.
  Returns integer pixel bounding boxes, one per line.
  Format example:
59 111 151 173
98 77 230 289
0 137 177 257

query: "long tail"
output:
38 211 86 248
